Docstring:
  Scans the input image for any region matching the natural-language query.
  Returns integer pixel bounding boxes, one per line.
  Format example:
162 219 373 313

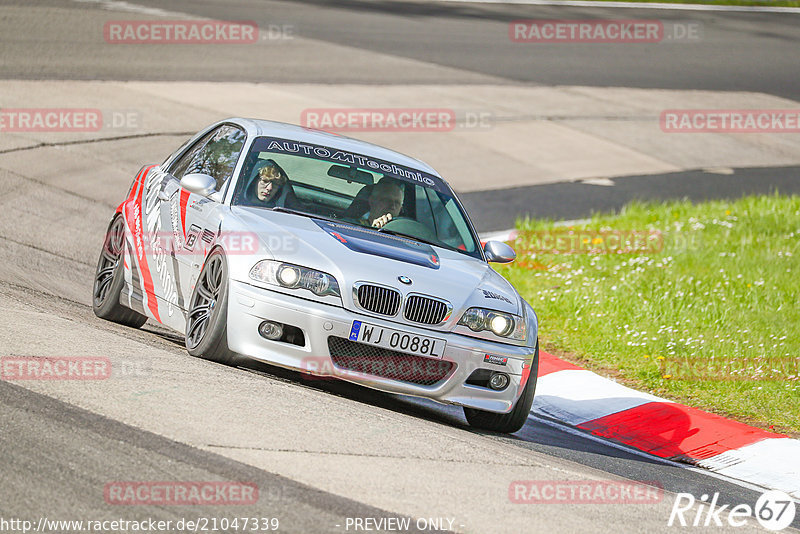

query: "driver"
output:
362 180 403 229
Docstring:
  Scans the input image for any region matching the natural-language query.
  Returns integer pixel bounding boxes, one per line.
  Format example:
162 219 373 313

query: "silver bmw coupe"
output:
93 118 539 433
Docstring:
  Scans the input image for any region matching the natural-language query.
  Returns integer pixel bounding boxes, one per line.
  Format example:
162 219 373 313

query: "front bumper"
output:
227 280 537 413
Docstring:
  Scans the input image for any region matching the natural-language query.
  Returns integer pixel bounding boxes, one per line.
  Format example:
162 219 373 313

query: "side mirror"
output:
180 173 217 197
484 240 516 263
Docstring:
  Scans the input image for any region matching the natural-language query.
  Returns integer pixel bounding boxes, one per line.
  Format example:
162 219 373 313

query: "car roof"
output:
229 117 443 179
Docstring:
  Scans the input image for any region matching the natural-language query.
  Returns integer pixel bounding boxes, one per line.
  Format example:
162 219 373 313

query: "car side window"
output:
168 125 246 192
168 130 215 181
426 188 476 252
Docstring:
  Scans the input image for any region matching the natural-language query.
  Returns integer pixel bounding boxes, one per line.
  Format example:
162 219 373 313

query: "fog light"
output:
258 321 283 340
488 372 510 391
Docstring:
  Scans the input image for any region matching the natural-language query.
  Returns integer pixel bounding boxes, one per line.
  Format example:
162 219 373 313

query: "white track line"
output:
438 0 800 14
72 0 188 17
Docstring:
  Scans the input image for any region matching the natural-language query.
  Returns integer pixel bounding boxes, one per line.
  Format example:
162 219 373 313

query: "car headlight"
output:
457 308 526 341
249 260 340 298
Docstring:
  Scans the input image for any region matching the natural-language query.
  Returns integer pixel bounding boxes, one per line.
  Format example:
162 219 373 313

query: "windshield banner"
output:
254 137 445 191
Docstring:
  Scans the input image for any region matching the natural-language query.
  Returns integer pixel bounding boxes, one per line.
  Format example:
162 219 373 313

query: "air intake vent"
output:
354 283 401 316
404 295 450 325
201 229 215 243
327 337 454 386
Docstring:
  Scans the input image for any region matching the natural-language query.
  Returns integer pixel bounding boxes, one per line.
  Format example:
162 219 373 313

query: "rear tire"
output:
185 248 236 365
92 214 148 328
463 339 539 434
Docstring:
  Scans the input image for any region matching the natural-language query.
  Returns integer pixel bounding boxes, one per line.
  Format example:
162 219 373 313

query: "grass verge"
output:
583 0 800 7
496 194 799 435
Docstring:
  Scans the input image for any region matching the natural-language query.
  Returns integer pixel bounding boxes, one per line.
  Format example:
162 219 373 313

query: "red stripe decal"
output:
129 165 160 323
122 166 147 234
538 351 583 377
179 188 191 238
117 166 147 213
577 401 785 460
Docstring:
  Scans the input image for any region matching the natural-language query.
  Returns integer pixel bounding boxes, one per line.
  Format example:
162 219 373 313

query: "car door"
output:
127 160 180 329
161 124 247 329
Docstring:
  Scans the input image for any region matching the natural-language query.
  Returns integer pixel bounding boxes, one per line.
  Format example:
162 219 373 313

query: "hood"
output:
313 219 441 270
226 207 522 325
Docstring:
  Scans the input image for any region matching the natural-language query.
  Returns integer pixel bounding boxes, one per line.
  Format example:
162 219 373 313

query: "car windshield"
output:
232 136 482 259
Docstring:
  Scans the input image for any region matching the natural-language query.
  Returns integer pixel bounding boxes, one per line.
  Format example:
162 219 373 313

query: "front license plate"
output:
349 321 446 360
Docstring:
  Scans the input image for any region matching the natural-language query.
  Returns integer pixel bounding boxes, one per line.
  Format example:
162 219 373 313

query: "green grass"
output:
583 0 800 6
496 194 800 435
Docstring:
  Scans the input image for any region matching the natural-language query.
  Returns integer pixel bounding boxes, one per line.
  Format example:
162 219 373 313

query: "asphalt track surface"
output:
462 164 800 231
4 0 800 100
1 0 799 532
0 380 427 533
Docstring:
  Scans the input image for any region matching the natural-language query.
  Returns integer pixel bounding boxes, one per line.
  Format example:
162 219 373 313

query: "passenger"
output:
251 160 297 208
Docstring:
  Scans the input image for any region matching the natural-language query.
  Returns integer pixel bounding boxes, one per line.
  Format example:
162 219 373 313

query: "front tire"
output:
92 214 148 328
463 339 539 434
185 248 235 365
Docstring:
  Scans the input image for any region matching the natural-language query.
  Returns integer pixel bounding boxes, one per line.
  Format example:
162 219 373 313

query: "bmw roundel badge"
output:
398 276 412 285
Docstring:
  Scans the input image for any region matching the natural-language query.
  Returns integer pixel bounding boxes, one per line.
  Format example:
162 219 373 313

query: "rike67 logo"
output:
669 490 796 531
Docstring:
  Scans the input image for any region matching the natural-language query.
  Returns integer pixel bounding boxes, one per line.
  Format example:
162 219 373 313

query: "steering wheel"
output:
380 217 437 242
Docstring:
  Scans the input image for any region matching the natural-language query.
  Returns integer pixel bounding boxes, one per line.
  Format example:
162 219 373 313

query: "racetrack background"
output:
1 1 798 532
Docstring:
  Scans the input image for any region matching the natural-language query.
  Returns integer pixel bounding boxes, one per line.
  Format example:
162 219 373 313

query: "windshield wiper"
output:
270 206 341 225
377 227 477 256
271 207 467 253
376 227 442 248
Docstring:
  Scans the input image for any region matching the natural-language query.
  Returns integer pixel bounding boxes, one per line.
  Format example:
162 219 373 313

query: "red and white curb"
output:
533 352 800 499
